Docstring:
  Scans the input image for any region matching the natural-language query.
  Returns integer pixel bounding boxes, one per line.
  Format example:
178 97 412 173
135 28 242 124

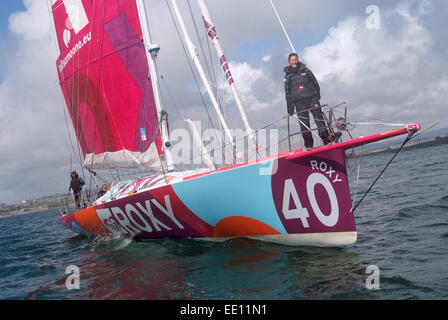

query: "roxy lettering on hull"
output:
310 160 343 183
97 195 184 236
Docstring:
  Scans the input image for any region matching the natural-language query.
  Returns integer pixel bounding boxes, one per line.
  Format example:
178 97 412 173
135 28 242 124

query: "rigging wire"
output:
350 130 417 214
160 75 188 128
85 0 100 197
165 0 234 165
350 122 406 126
165 0 217 131
188 0 225 141
161 74 212 171
137 0 173 177
268 0 296 53
351 164 362 212
186 0 227 149
177 105 413 168
46 0 77 165
59 92 84 168
186 0 217 97
346 111 410 127
189 0 223 114
69 3 88 187
348 144 363 210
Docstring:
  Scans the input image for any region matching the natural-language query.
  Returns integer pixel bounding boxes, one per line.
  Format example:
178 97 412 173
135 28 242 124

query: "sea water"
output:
0 142 447 300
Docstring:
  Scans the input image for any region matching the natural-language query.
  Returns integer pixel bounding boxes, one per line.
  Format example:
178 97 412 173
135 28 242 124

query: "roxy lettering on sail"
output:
97 195 184 236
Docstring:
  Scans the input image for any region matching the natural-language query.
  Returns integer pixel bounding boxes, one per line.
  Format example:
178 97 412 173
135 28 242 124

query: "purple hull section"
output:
272 148 355 235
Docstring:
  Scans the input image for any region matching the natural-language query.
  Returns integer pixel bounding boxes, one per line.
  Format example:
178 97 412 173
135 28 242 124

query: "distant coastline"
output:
0 207 50 219
0 194 73 219
347 134 448 158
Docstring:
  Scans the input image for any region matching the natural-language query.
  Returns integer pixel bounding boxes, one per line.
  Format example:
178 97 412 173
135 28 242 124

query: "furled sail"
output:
51 0 162 169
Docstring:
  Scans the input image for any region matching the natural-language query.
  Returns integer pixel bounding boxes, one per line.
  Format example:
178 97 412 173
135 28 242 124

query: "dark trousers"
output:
288 96 330 149
74 191 82 209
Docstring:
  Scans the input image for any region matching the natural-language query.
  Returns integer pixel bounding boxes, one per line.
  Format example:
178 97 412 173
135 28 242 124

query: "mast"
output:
197 0 258 151
136 0 175 171
169 0 235 150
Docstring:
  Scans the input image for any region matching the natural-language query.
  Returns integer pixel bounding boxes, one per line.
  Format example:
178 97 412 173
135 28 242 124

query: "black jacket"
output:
70 174 85 194
97 190 107 199
284 62 320 103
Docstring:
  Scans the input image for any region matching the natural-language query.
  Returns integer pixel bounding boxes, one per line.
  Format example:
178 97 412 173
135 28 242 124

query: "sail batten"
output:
52 0 162 169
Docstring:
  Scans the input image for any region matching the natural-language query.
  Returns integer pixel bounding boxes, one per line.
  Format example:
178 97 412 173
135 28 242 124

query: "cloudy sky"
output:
0 0 447 204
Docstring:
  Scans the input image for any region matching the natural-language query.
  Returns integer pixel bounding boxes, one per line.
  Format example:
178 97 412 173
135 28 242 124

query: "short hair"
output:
288 53 298 61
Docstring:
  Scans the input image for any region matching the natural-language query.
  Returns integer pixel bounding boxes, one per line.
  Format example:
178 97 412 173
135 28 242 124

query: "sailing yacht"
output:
51 0 420 247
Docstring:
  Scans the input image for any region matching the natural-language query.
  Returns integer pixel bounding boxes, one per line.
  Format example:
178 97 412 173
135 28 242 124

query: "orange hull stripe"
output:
213 216 281 237
74 206 110 236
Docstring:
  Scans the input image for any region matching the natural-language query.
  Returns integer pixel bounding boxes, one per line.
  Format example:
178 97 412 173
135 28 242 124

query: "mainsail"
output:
52 0 163 169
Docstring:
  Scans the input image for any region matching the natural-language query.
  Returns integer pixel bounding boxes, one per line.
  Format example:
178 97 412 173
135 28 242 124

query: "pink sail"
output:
52 0 162 169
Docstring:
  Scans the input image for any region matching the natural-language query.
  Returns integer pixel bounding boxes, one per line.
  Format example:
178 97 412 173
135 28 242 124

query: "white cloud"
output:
0 0 71 203
8 0 52 41
215 58 285 121
262 54 272 63
298 0 444 136
302 17 364 85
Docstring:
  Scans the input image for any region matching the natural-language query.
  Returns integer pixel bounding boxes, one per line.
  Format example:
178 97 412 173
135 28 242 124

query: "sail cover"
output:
52 0 162 169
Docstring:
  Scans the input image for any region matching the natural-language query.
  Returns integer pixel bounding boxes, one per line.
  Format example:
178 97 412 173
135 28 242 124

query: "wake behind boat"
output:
51 0 421 247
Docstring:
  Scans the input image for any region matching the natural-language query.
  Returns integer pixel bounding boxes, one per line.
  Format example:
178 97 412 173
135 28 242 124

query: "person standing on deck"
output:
284 53 341 149
69 171 85 209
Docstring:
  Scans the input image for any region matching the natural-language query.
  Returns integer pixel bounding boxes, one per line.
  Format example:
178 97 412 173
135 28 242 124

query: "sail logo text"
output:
97 195 184 236
63 0 89 34
58 32 92 73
